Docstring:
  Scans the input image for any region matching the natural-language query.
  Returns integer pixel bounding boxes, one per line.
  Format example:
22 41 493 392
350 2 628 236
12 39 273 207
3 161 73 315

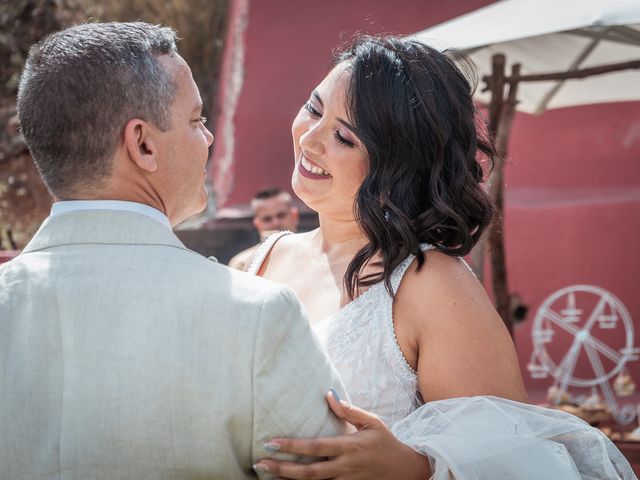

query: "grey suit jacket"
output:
0 210 347 479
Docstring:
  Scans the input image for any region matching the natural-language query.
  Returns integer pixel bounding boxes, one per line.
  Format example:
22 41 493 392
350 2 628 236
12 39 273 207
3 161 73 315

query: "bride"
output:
248 36 634 479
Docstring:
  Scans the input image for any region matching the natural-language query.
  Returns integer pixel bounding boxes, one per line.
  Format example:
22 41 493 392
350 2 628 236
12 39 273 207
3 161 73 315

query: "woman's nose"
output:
298 123 325 157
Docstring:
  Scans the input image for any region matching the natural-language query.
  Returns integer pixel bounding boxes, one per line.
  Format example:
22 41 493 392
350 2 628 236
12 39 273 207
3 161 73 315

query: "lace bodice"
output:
248 231 434 426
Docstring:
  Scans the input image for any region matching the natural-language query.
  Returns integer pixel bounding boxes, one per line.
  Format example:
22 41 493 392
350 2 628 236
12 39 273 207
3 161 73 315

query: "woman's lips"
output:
298 154 331 180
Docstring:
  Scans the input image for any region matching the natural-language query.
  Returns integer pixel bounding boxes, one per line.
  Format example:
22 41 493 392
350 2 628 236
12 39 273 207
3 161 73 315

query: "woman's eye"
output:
303 102 321 117
334 130 354 147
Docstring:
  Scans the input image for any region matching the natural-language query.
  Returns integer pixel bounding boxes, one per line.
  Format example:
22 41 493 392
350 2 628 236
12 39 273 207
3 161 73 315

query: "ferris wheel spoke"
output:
585 329 637 423
556 340 582 396
583 335 623 364
542 308 580 336
584 343 607 379
543 303 622 364
584 344 620 413
582 297 608 333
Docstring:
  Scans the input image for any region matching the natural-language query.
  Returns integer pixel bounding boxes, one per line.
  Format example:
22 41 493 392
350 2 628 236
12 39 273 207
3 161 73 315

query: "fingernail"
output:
252 463 269 473
329 387 341 403
264 442 280 452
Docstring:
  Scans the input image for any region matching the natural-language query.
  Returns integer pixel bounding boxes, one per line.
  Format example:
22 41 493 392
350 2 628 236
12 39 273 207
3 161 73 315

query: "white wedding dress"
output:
248 231 636 479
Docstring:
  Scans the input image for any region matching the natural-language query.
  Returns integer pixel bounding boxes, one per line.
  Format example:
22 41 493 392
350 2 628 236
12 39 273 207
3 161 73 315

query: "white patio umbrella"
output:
412 0 640 114
409 0 640 335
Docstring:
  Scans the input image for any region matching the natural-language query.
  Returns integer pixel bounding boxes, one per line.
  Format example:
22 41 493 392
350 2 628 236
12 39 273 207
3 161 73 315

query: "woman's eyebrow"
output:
313 89 357 136
338 118 357 135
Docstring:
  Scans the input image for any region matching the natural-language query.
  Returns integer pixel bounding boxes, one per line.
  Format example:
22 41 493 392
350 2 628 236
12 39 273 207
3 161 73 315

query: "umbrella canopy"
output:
412 0 640 113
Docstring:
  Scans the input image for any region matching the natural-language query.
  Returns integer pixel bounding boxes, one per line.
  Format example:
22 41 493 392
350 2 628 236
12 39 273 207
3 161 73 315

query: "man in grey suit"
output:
0 22 347 479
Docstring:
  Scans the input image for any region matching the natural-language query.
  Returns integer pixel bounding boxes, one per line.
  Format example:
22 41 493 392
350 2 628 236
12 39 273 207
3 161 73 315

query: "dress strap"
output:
390 243 435 295
246 230 293 275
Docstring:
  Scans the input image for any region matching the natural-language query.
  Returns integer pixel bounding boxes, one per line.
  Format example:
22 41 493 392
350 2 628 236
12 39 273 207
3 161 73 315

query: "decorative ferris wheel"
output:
528 285 639 424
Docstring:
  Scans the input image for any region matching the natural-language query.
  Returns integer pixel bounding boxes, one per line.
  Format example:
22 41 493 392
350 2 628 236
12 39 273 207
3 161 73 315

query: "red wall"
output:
507 103 640 393
212 0 640 397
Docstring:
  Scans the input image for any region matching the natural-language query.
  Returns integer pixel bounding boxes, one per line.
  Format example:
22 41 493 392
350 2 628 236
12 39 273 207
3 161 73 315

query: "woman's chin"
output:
291 181 320 214
291 172 308 199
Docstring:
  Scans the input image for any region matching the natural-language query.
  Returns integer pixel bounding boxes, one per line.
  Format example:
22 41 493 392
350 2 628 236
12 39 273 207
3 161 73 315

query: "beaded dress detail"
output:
247 231 434 426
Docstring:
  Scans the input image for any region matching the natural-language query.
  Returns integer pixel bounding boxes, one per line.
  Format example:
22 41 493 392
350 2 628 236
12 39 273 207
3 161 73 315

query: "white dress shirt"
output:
50 200 172 230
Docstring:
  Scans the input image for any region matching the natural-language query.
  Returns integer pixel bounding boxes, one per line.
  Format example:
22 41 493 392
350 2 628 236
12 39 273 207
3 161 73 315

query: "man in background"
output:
228 187 299 270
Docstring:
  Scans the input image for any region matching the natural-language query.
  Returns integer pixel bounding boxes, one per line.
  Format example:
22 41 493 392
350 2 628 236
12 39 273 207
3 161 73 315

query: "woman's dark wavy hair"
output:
336 36 495 299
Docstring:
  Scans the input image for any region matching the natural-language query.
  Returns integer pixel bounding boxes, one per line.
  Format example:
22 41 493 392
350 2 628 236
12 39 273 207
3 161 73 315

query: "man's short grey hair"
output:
17 22 178 197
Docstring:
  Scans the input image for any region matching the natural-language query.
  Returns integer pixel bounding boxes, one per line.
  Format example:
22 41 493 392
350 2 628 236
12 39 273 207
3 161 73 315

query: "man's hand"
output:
253 390 430 479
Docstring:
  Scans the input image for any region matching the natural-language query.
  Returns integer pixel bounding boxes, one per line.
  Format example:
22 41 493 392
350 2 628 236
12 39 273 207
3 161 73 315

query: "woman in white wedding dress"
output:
249 36 635 479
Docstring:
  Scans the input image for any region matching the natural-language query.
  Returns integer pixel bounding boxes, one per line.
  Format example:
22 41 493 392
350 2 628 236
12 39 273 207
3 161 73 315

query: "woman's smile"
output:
298 153 332 179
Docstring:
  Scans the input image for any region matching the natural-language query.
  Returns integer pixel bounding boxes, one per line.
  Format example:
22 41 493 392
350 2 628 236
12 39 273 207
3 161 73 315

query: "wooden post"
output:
487 63 521 337
469 54 506 284
470 54 522 336
488 55 506 136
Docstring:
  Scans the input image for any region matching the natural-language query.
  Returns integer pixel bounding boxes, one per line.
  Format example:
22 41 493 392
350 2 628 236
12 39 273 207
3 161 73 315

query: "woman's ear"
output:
123 118 158 173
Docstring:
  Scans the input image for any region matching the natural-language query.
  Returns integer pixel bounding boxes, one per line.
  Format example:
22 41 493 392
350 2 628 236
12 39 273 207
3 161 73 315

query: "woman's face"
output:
291 63 368 219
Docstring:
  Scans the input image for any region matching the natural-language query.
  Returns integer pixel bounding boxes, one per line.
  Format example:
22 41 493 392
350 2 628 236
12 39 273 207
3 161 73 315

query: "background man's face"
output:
253 195 298 235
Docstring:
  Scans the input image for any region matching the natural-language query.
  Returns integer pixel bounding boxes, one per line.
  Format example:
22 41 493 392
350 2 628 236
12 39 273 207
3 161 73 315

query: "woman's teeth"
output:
301 156 330 176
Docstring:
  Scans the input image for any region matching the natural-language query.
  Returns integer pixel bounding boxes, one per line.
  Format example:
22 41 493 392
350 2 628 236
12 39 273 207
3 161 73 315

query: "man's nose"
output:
204 127 214 147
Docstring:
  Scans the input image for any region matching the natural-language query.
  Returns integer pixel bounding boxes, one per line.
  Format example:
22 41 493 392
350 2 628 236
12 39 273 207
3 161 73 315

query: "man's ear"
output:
123 118 158 173
253 216 261 230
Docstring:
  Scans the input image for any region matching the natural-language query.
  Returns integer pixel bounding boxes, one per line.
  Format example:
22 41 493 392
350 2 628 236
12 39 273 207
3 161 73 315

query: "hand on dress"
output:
253 390 429 479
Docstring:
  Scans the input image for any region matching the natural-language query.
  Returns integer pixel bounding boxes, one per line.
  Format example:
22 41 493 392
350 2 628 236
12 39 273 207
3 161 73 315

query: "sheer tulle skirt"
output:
391 396 636 479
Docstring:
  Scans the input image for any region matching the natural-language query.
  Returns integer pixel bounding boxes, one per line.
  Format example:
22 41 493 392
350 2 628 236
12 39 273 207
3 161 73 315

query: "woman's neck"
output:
313 214 367 261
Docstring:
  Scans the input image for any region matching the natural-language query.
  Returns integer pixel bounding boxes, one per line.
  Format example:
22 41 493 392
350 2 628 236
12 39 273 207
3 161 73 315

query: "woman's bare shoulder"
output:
396 249 506 347
271 230 315 254
257 230 317 276
401 250 484 309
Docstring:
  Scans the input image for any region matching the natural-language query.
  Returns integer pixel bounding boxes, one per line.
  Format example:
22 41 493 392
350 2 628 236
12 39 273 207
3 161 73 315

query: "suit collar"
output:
22 209 188 253
50 200 172 231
